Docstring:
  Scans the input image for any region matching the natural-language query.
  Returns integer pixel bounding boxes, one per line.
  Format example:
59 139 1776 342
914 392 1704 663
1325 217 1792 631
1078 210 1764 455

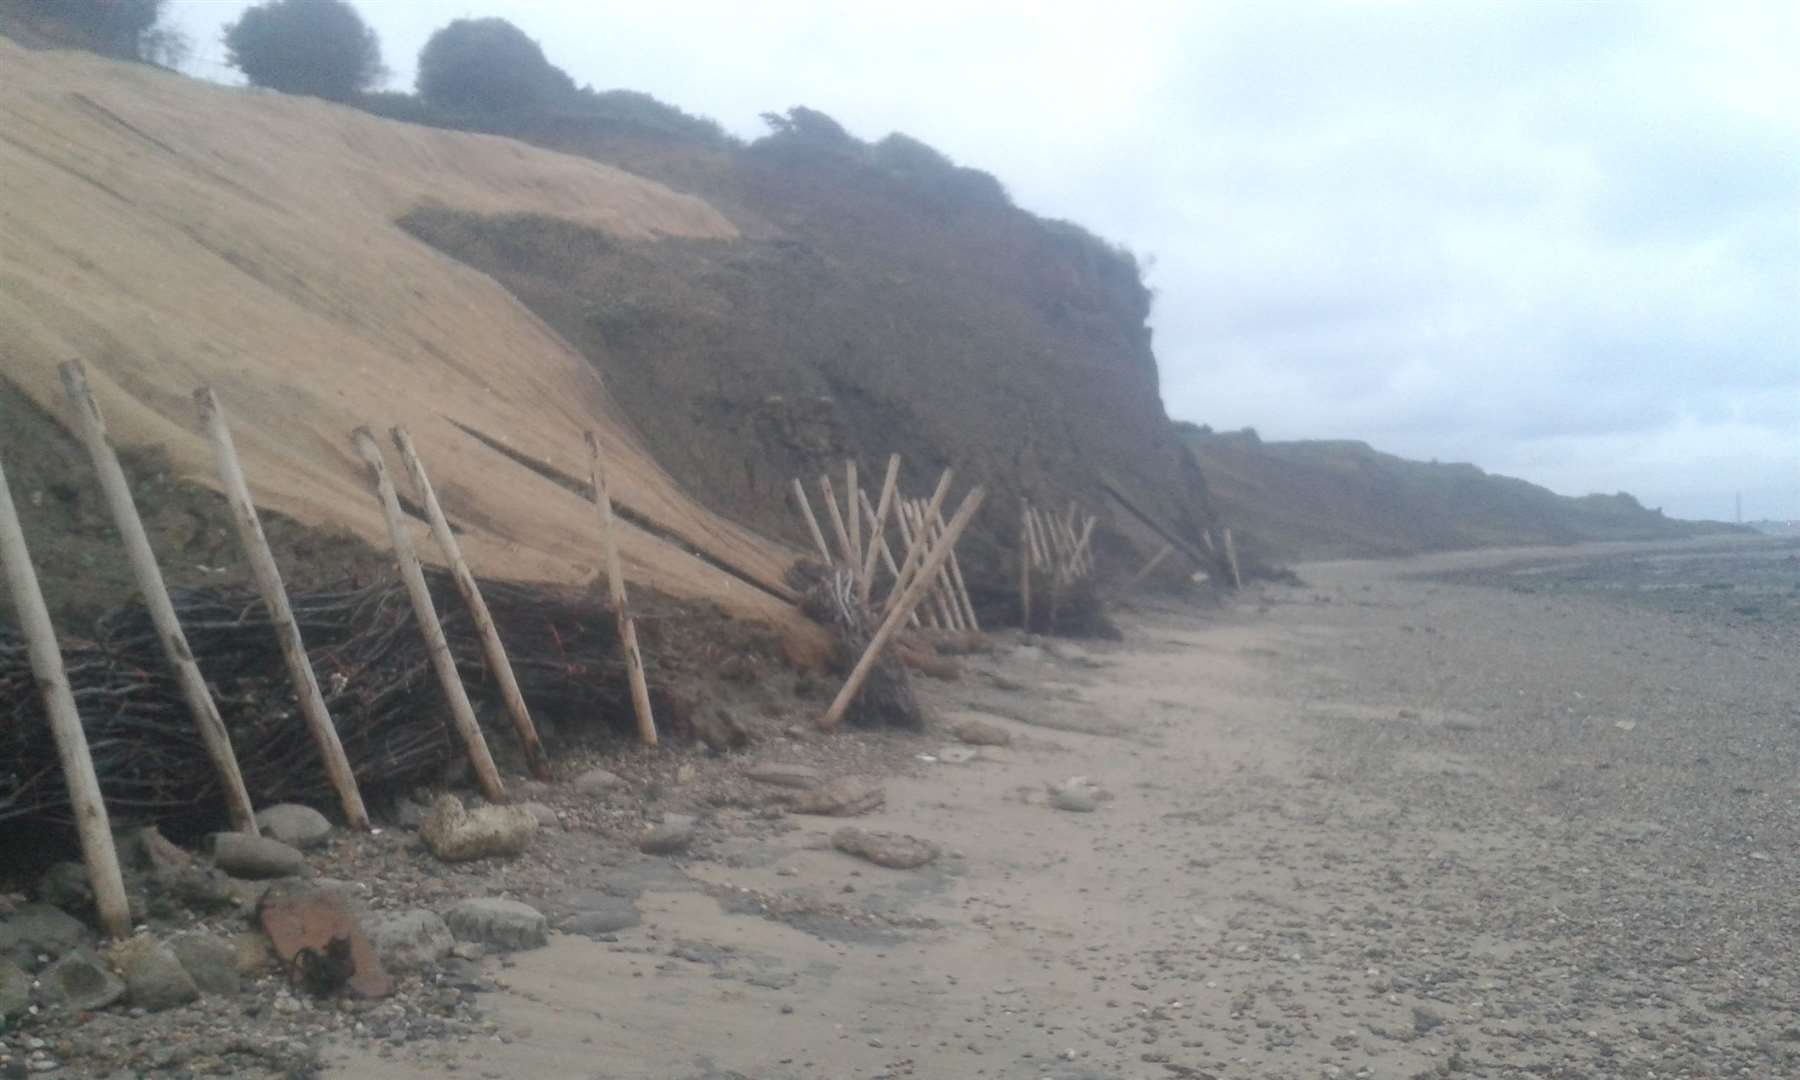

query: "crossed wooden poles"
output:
790 456 985 729
0 363 658 938
1017 498 1100 630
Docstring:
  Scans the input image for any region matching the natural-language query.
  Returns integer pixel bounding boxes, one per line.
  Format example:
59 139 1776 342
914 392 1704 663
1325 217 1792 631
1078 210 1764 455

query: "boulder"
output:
1048 777 1102 813
951 715 1013 747
33 862 93 916
113 936 199 1011
168 932 239 996
520 802 561 830
555 896 640 938
211 833 307 879
692 707 752 752
744 763 820 790
36 947 126 1012
569 768 624 795
364 911 454 974
0 902 90 966
787 779 885 817
419 795 537 862
0 957 29 1020
443 898 547 952
231 932 277 978
830 827 940 870
253 804 334 850
257 883 391 999
638 815 697 856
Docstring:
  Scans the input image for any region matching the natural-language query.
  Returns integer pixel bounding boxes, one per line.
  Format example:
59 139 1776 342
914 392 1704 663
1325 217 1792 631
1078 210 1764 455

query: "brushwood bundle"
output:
1 571 637 834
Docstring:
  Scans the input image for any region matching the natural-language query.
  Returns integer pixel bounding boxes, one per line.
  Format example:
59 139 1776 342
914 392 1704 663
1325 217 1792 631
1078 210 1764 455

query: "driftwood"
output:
354 429 507 802
59 361 259 835
198 388 368 829
392 428 547 780
0 451 131 938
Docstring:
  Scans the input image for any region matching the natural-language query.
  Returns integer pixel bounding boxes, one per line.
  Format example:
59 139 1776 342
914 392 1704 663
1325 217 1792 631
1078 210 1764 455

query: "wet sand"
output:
333 538 1800 1080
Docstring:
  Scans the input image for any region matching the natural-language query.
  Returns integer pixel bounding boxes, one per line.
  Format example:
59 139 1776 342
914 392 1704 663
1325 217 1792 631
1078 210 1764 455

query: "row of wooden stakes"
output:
0 361 656 939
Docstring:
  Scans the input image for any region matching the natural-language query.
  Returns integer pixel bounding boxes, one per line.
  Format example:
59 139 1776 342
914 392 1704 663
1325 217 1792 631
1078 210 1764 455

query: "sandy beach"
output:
319 538 1799 1080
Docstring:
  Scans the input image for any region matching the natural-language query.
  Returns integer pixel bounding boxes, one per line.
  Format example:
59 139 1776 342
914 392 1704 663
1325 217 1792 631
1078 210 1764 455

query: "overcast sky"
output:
169 1 1798 521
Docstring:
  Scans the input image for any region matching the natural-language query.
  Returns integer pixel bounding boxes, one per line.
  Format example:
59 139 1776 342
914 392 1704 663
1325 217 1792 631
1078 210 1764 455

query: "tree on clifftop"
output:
416 18 575 113
223 0 384 102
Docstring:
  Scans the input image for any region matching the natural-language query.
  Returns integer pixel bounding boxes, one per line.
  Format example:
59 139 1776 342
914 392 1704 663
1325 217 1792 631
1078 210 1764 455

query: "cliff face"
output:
395 113 1224 590
1182 426 1740 562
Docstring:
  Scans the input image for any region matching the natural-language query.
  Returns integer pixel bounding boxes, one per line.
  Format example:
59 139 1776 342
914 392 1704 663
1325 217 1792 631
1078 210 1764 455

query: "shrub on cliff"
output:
416 17 574 113
223 0 383 101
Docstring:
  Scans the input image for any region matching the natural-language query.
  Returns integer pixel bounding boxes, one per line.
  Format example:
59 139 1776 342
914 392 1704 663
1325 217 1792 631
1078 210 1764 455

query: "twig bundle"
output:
1 573 639 836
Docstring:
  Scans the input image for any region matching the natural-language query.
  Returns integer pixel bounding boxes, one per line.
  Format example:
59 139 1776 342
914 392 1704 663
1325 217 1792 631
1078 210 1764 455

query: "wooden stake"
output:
1224 527 1243 589
899 501 962 632
353 428 507 801
884 469 953 617
1018 506 1033 630
586 432 658 748
856 489 922 629
197 389 368 830
819 474 854 564
1071 515 1097 578
912 500 969 632
0 451 131 939
392 428 548 780
928 501 981 631
889 501 947 629
1023 503 1051 568
858 454 901 606
58 362 258 834
1128 544 1174 587
820 487 985 730
845 460 861 571
791 478 833 563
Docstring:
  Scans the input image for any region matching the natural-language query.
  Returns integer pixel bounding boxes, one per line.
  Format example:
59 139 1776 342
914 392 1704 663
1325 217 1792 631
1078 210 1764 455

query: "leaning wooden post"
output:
791 478 834 563
392 428 549 780
353 428 507 802
845 459 862 571
58 362 259 834
818 474 854 565
911 499 968 632
857 454 901 606
897 501 961 632
1018 504 1033 630
1071 515 1097 579
586 433 658 748
883 469 954 617
821 487 985 730
198 389 369 829
1128 544 1174 587
0 452 131 939
1224 527 1243 589
928 501 981 632
856 489 923 629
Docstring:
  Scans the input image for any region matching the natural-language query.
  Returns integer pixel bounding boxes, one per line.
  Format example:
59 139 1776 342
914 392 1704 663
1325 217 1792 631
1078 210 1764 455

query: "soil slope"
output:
380 112 1228 591
1184 425 1738 562
0 40 812 636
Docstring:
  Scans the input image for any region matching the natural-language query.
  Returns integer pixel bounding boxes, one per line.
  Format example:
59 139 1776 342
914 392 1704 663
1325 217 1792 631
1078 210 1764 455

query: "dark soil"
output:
394 126 1230 603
